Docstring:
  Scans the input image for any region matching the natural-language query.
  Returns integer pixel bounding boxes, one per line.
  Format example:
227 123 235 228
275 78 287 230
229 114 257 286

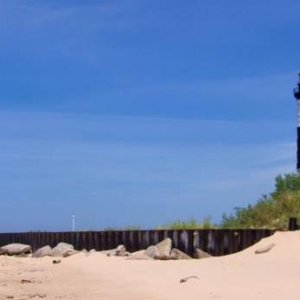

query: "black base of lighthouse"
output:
297 127 300 171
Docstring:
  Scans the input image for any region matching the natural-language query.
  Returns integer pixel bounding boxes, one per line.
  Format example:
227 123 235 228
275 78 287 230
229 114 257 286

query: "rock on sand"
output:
32 245 52 258
0 243 32 256
51 242 78 257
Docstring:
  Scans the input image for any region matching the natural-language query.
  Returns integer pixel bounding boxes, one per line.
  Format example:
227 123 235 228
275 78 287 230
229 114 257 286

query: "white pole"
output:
72 214 76 232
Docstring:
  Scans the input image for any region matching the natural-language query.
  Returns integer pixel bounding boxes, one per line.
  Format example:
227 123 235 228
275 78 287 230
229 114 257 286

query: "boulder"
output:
155 254 173 260
145 245 160 258
194 248 211 259
156 238 172 256
32 245 52 258
145 238 173 259
0 243 31 256
115 245 126 256
171 248 192 260
106 245 127 257
144 238 173 260
155 238 172 257
126 250 154 260
51 242 77 257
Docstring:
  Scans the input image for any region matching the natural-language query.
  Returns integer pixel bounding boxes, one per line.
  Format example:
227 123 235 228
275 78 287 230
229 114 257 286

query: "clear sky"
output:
0 0 299 231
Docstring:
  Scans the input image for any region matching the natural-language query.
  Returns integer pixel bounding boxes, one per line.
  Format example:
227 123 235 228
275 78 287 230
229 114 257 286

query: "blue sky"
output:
0 0 299 231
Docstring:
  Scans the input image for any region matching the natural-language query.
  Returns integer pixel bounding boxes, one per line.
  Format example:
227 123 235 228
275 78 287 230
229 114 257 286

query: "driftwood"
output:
179 275 199 283
52 259 61 264
255 243 275 254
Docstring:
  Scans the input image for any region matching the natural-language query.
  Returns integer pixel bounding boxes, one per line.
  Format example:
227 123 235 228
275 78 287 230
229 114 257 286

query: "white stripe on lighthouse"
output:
297 100 300 127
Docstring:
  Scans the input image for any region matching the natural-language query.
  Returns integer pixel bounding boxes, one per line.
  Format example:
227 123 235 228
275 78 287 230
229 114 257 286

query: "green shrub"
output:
221 173 300 229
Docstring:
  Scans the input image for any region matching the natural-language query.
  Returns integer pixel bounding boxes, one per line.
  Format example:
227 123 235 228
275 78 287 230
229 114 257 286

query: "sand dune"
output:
1 231 300 300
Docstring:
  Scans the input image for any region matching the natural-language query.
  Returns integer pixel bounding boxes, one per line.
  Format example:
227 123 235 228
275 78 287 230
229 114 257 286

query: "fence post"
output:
288 217 299 231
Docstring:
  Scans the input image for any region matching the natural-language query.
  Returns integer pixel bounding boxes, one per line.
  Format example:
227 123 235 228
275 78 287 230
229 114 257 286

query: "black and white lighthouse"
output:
293 74 300 171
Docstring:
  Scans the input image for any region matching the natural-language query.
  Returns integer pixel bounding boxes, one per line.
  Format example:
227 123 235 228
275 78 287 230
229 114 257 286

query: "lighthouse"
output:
293 73 300 171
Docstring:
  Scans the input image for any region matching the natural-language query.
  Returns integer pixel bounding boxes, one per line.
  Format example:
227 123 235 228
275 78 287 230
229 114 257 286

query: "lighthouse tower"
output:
293 74 300 171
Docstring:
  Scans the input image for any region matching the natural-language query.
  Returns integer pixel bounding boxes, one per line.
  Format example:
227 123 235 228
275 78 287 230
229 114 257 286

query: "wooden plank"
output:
136 231 142 251
148 230 155 246
55 232 60 247
245 230 253 249
69 231 75 249
196 230 205 253
178 231 186 254
207 230 214 255
222 230 229 255
213 230 221 256
99 231 105 250
153 231 160 245
169 231 176 249
114 231 120 247
158 230 164 244
219 230 226 256
121 231 127 251
192 231 199 252
41 232 46 248
132 231 139 252
142 231 150 250
88 231 93 250
186 230 194 256
107 231 113 250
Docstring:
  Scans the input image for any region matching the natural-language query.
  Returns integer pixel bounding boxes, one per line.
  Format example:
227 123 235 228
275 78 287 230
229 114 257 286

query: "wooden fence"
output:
0 229 275 256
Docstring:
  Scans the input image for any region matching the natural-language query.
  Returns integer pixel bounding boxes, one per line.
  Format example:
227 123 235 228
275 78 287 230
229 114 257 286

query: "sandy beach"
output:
0 231 299 300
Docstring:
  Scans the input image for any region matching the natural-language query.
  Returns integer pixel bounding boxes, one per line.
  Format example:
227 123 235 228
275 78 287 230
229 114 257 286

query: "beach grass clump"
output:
156 217 215 230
